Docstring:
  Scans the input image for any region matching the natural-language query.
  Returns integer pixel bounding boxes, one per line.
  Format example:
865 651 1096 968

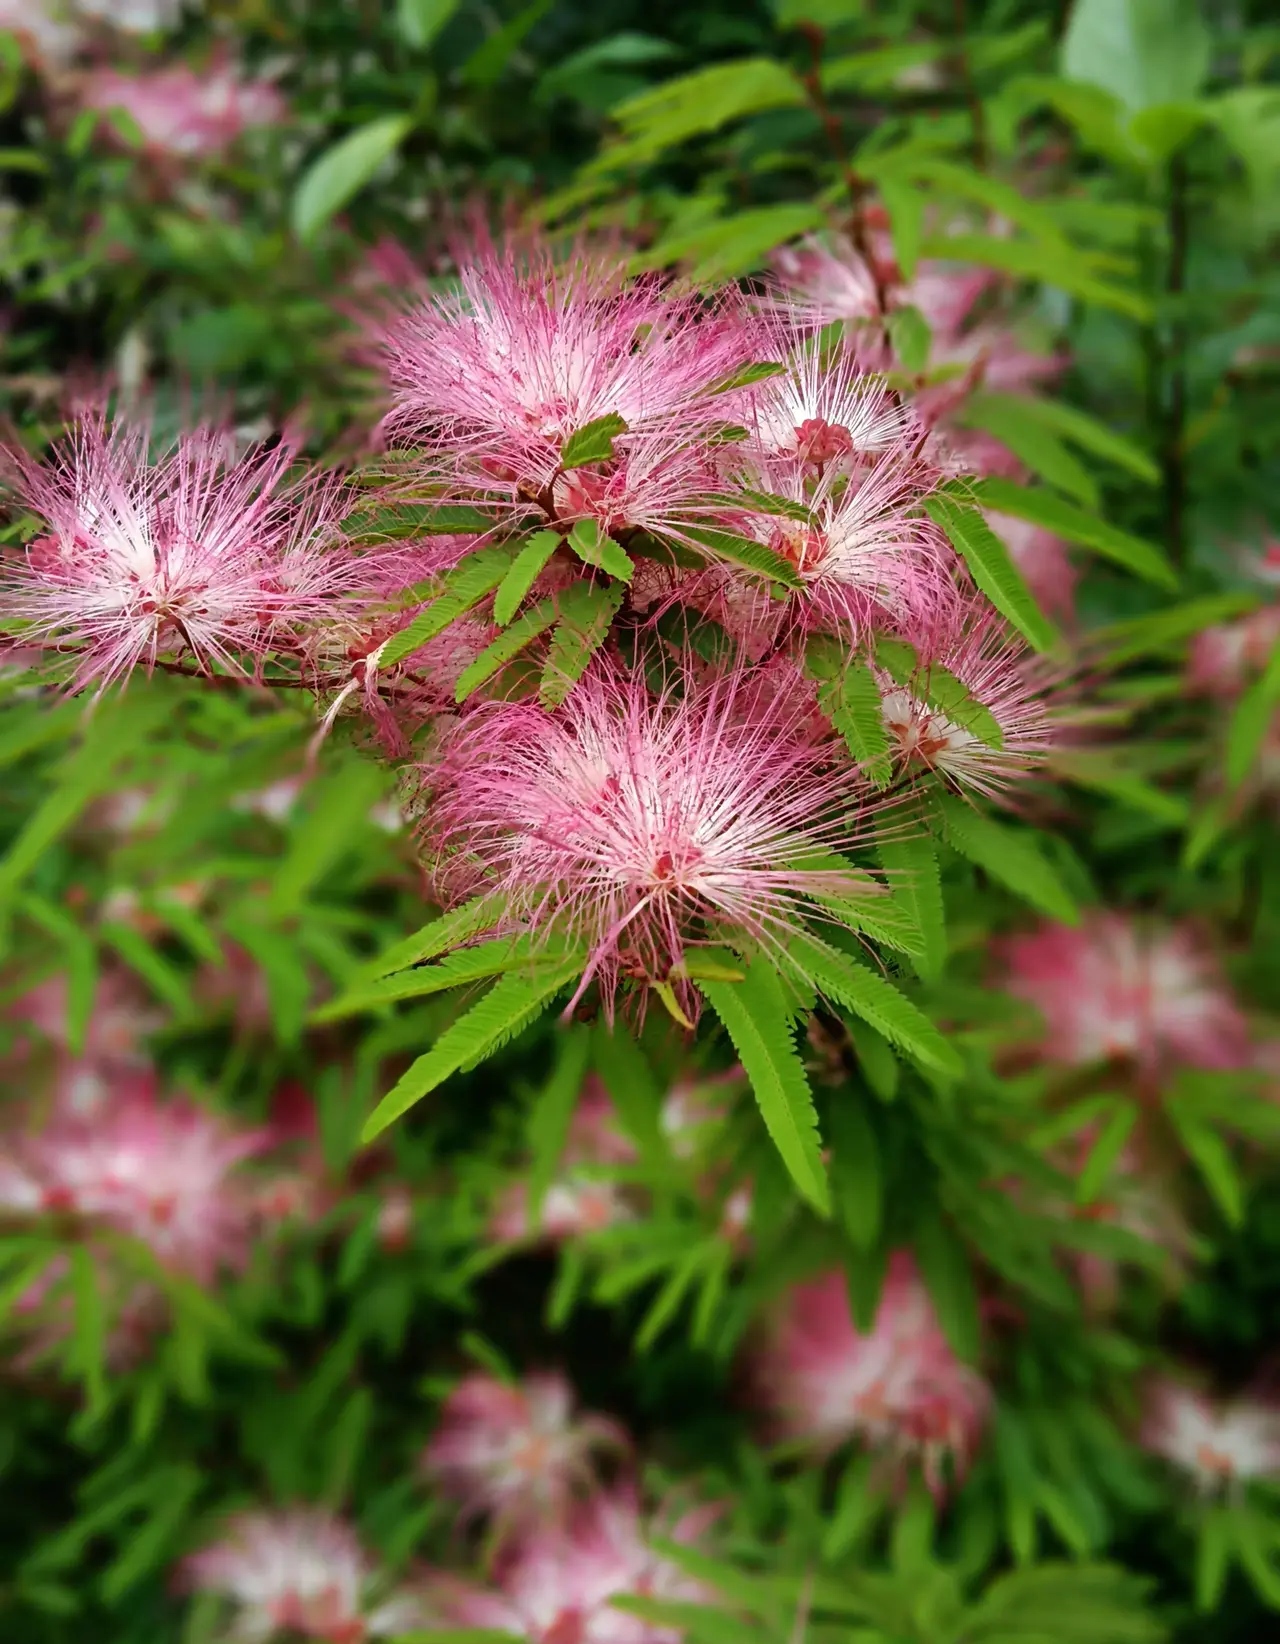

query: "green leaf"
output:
292 116 413 242
846 1017 900 1101
638 205 827 283
312 937 552 1022
361 960 582 1141
1076 1101 1140 1205
379 545 519 668
888 304 932 375
818 660 893 787
603 57 807 166
968 391 1158 484
461 0 553 88
494 530 562 625
935 797 1079 923
353 893 506 982
701 961 830 1217
785 930 963 1079
540 581 625 707
874 637 1004 750
917 232 1152 320
269 764 383 917
879 177 925 281
344 503 496 539
955 397 1099 507
1062 0 1211 115
706 360 789 394
681 524 804 587
1052 749 1189 824
397 0 460 49
829 1096 882 1252
567 518 635 581
526 1027 593 1231
914 1209 981 1362
1167 1105 1245 1226
561 413 628 469
591 1020 669 1170
972 477 1177 590
924 494 1060 653
1225 640 1280 789
1092 594 1260 665
455 599 560 701
1195 1509 1233 1614
876 827 946 981
67 1249 107 1417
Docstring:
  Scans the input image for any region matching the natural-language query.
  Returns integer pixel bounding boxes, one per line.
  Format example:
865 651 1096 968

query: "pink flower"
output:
1187 604 1280 697
7 966 162 1110
659 1069 742 1159
741 332 914 465
875 599 1055 799
423 1371 628 1528
985 511 1076 622
80 59 285 161
491 1176 634 1244
7 1081 270 1281
427 1486 717 1644
0 412 362 691
1141 1379 1280 1493
1000 915 1251 1076
0 1 79 71
731 450 951 636
748 1258 991 1493
422 663 883 1020
179 1508 425 1641
769 235 886 326
380 241 749 493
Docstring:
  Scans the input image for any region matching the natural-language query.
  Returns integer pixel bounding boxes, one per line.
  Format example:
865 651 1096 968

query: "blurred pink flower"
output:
1000 915 1251 1076
0 413 361 691
179 1508 425 1641
0 1 79 71
491 1175 634 1245
423 1370 628 1528
1186 604 1280 698
1141 1378 1280 1493
8 967 161 1109
427 1486 718 1644
423 663 879 1021
748 1257 991 1493
3 1081 270 1281
80 59 285 161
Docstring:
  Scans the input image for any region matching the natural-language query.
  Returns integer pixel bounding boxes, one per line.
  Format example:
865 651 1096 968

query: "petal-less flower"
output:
1186 604 1280 698
0 413 369 691
741 330 914 466
875 598 1055 799
379 241 750 503
1000 914 1251 1076
422 662 883 1020
1141 1379 1280 1494
425 1486 717 1644
179 1508 425 1642
748 1257 991 1495
423 1370 628 1529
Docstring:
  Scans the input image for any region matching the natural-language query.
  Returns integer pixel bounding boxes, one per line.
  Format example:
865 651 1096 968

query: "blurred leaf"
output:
1224 639 1280 789
876 827 946 981
935 798 1079 923
1061 0 1211 116
972 477 1177 590
292 116 413 243
462 0 554 89
397 0 460 50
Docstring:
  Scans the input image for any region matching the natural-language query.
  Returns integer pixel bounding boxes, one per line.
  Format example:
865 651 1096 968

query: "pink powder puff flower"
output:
1000 914 1251 1076
375 1184 416 1252
179 1508 425 1642
13 1082 271 1282
0 412 361 692
0 1 79 72
875 599 1055 799
8 967 162 1110
422 661 885 1021
423 1371 628 1529
427 1486 718 1644
769 235 887 326
379 240 750 495
742 332 914 466
748 1258 991 1494
1141 1379 1280 1494
729 450 953 638
1187 603 1280 698
984 511 1076 622
659 1068 742 1159
80 59 285 161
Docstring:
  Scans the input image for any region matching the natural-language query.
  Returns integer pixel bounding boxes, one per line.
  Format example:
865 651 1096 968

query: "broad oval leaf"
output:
292 116 413 243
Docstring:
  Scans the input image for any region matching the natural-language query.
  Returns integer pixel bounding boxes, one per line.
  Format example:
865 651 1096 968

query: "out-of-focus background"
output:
0 3 1279 1643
